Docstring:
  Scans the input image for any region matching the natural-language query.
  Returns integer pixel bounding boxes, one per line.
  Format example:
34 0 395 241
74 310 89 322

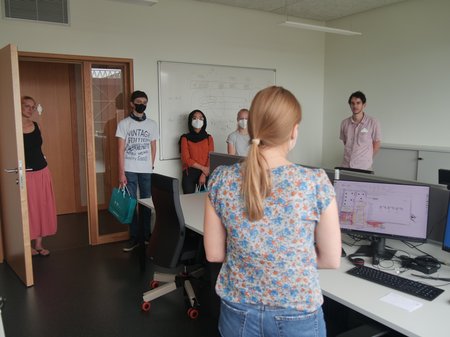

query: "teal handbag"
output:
195 184 208 193
108 186 137 224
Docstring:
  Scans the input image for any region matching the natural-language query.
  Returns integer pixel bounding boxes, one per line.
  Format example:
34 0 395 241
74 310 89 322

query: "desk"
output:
140 193 450 337
139 193 206 235
323 240 450 337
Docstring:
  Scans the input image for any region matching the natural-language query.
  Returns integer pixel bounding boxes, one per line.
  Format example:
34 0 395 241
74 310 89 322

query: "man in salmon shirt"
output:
340 91 381 171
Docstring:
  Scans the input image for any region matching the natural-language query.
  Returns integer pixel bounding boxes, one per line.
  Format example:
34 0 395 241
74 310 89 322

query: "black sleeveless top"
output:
23 122 47 171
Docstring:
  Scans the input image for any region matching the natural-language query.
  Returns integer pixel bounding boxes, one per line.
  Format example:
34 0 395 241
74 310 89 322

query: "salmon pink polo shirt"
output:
339 113 381 170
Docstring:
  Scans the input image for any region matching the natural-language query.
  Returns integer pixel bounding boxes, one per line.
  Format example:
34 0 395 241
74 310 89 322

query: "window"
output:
4 0 69 24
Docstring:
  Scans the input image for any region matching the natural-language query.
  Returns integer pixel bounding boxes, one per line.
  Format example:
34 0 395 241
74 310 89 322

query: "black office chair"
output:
335 166 374 175
141 173 203 319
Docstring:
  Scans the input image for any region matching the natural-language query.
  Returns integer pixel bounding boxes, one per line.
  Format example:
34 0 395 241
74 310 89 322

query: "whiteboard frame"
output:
157 60 276 160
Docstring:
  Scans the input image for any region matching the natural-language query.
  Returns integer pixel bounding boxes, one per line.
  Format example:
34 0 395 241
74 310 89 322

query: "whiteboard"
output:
158 61 276 160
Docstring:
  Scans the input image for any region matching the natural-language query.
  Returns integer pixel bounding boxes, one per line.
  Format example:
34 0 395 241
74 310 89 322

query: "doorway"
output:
18 52 133 249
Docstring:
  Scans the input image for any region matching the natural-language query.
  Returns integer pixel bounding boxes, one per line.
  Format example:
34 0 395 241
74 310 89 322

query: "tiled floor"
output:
0 213 403 337
0 242 219 337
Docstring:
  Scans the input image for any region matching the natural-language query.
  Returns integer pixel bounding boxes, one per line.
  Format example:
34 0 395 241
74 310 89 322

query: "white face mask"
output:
192 119 204 129
238 119 248 129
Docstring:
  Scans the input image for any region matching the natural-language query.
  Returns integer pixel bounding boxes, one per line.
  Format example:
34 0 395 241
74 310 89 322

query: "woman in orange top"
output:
180 110 214 194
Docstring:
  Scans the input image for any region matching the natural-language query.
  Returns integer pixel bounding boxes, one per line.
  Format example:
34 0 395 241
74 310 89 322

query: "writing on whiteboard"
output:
158 62 275 160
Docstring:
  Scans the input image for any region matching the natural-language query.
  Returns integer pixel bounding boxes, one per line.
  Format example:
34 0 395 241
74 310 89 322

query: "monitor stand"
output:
352 237 396 260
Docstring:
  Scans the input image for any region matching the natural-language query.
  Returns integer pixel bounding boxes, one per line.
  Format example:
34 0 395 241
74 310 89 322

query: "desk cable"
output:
411 274 450 282
401 241 446 265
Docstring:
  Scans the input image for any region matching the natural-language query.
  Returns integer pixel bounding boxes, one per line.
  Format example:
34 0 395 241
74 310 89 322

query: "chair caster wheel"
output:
141 301 151 312
150 280 159 289
187 307 199 319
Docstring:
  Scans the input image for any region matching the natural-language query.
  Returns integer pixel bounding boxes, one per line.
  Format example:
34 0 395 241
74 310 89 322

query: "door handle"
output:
4 160 28 189
4 168 33 173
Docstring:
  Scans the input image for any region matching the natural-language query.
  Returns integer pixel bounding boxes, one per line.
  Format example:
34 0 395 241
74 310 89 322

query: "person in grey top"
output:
227 108 250 156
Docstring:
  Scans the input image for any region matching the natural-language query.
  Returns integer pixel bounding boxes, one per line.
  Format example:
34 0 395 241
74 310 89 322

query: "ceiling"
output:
194 0 409 21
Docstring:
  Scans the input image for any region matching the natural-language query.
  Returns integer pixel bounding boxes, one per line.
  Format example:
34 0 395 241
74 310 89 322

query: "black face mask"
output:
134 103 146 114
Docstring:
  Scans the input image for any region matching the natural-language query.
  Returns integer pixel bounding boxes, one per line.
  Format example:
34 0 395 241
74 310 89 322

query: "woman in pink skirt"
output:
22 96 57 257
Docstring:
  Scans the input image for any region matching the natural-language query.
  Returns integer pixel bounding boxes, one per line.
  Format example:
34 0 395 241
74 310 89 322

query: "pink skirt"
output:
26 166 57 240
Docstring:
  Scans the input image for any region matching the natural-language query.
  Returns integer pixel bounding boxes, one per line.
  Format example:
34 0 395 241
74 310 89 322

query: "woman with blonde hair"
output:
22 96 57 256
226 108 249 156
204 86 341 337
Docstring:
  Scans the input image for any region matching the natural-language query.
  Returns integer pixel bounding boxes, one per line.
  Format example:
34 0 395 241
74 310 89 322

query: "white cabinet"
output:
373 144 450 185
417 150 450 185
373 147 417 181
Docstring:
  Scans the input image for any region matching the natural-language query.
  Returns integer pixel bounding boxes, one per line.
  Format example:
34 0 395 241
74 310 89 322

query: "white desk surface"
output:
322 240 450 337
139 192 206 235
140 193 450 337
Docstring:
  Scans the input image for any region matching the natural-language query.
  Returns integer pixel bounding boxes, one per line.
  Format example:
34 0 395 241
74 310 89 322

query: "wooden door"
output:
0 44 33 286
16 52 133 246
19 61 80 215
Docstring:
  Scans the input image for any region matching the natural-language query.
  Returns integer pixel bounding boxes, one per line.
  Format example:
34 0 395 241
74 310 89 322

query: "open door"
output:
0 44 33 286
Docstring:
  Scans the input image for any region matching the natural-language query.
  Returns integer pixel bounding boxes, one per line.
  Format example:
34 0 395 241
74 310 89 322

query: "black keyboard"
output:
347 265 444 301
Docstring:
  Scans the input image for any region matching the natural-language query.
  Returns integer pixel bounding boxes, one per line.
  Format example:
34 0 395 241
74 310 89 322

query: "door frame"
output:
19 51 134 245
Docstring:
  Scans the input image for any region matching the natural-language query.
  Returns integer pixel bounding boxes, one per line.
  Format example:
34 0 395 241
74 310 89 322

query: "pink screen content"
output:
334 180 429 240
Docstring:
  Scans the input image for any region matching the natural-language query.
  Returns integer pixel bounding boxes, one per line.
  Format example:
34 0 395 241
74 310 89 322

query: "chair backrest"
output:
335 166 374 175
149 173 186 269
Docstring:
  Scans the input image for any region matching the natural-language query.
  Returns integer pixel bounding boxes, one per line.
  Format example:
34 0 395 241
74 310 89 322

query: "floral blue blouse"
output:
208 163 335 312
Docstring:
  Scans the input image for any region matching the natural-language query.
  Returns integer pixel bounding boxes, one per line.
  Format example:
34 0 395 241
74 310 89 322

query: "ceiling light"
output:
280 21 361 36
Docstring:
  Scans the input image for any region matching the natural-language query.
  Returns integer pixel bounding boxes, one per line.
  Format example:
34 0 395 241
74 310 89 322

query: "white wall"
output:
3 0 448 178
322 0 450 170
0 0 326 179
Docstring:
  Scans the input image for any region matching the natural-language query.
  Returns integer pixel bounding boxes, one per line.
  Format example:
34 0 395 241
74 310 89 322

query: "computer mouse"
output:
349 256 365 266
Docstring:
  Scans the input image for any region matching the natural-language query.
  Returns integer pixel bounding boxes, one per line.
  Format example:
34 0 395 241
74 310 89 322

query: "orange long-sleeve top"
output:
180 135 214 172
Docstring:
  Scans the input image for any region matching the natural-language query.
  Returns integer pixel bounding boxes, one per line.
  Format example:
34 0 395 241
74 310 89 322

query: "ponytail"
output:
242 138 271 222
241 86 302 222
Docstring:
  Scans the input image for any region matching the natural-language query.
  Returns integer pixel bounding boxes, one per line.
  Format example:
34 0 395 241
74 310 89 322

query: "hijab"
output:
179 109 210 144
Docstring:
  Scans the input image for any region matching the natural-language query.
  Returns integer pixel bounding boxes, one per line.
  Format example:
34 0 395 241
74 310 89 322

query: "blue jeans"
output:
219 300 326 337
125 172 151 242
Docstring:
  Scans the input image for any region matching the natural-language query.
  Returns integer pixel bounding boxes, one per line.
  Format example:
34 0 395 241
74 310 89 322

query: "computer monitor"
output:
442 198 450 252
438 169 450 189
334 166 374 175
334 179 430 260
209 152 244 174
